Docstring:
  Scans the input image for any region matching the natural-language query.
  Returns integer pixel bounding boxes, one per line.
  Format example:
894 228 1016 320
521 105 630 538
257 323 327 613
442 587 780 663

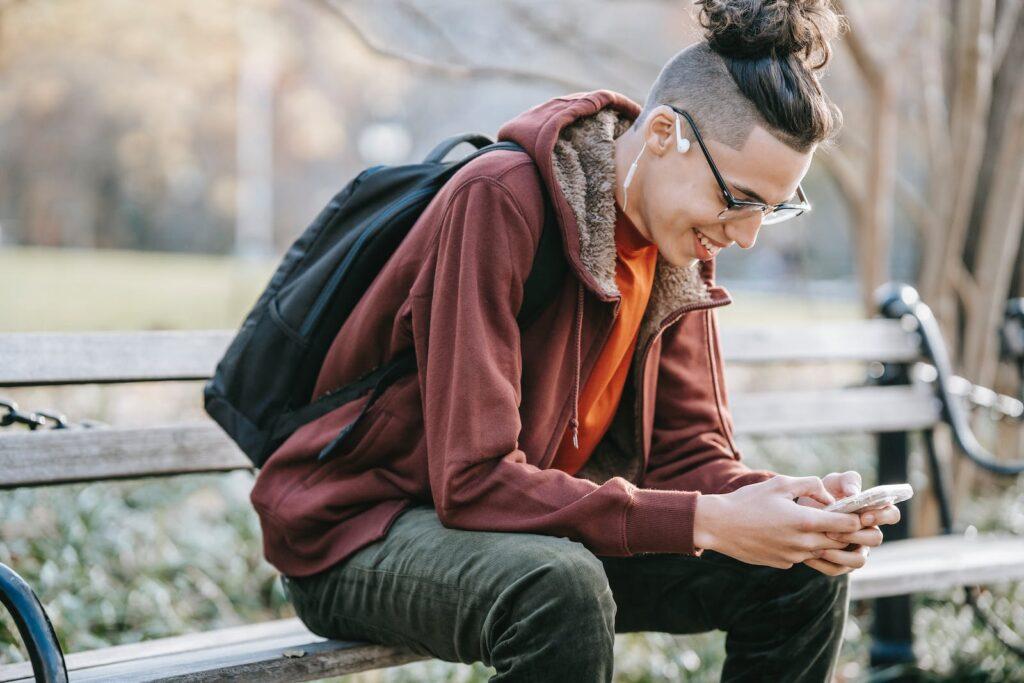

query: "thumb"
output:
783 476 835 507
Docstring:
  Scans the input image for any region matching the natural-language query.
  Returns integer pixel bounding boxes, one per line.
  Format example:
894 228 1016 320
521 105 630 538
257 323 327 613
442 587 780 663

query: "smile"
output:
692 228 724 260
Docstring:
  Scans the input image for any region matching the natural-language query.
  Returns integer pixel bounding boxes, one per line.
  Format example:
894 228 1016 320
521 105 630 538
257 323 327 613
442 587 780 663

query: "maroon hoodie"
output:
250 90 777 578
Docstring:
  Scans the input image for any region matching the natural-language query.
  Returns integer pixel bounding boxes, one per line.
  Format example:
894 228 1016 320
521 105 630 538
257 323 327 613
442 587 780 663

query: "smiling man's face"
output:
615 105 814 269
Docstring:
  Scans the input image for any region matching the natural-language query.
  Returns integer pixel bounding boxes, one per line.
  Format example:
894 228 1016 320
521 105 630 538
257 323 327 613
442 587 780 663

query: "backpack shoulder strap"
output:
517 193 566 328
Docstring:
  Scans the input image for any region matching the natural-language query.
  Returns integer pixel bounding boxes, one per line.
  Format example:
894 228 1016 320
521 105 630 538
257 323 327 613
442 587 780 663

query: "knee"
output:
776 563 851 615
495 540 616 632
800 565 850 597
482 544 616 679
544 546 614 615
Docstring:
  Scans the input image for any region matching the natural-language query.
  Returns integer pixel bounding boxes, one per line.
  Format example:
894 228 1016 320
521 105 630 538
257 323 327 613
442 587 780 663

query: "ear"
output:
643 106 677 158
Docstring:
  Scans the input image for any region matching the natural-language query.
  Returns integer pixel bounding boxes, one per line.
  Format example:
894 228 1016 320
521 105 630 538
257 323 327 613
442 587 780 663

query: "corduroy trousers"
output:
281 503 850 682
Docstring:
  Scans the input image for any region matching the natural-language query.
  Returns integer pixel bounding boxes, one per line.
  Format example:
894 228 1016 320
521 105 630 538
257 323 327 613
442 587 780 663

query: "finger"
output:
819 545 871 569
825 527 883 547
782 476 836 506
861 504 901 527
838 470 862 496
823 471 862 499
795 495 826 509
820 474 846 501
797 532 849 551
803 556 852 577
800 508 863 534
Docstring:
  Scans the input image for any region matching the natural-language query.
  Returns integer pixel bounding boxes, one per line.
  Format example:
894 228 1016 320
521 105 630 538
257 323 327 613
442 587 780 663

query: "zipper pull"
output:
317 421 357 462
570 417 579 449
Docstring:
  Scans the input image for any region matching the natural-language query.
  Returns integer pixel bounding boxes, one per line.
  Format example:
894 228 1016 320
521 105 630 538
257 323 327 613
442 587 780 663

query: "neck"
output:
614 128 702 271
613 131 654 244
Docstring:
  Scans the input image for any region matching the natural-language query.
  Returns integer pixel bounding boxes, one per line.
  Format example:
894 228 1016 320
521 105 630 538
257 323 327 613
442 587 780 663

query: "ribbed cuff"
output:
624 487 701 556
716 470 777 495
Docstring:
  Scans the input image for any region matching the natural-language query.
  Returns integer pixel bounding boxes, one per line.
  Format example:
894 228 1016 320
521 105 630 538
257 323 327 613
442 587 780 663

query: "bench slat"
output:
0 331 233 386
721 318 921 364
731 385 940 436
848 533 1024 600
18 617 305 673
0 423 251 488
0 385 940 487
0 321 920 386
0 618 427 683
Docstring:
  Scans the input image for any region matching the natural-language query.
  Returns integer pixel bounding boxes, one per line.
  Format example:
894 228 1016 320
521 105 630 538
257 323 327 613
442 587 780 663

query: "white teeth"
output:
697 230 717 252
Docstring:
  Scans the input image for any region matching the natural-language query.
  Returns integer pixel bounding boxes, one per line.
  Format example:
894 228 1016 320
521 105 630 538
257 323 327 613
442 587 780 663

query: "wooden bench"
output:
1 282 1022 681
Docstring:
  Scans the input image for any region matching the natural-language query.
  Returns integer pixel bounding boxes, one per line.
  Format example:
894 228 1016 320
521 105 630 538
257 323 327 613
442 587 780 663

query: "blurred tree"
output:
820 0 1024 521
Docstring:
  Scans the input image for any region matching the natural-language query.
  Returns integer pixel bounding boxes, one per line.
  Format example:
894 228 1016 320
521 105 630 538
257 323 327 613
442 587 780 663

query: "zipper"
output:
299 186 436 338
539 291 614 470
631 293 732 474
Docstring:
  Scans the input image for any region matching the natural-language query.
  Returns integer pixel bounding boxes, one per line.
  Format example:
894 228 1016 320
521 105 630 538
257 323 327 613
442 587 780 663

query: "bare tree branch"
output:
816 146 864 209
836 0 885 87
395 0 469 62
993 0 1023 70
950 259 980 313
504 0 663 94
963 71 1024 387
314 0 598 93
894 172 935 240
921 0 996 303
835 0 898 312
920 9 952 208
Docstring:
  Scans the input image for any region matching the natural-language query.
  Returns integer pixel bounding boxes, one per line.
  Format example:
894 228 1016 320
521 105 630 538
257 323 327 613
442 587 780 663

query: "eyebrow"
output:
730 181 769 205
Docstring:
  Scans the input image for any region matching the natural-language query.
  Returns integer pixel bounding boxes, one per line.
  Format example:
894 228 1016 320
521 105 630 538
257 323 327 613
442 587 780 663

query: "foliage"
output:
1 440 1021 681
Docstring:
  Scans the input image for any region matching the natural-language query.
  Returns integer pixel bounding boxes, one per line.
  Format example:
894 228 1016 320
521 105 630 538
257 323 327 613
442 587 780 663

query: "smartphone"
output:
822 483 914 514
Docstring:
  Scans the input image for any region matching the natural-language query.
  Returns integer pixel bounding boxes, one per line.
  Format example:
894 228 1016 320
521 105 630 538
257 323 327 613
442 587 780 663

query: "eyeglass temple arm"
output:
673 108 736 201
676 107 811 212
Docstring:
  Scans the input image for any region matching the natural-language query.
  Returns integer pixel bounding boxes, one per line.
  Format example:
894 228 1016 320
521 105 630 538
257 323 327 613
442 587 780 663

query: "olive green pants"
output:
282 503 850 682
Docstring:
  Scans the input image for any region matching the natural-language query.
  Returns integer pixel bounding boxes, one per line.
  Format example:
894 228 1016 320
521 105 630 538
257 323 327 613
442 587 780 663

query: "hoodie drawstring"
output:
570 280 584 449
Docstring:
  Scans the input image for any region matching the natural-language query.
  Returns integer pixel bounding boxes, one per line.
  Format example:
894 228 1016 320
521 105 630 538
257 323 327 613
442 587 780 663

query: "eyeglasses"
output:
668 106 811 226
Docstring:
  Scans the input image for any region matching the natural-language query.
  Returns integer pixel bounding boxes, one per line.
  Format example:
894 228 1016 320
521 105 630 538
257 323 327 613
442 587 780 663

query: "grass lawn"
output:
0 245 862 333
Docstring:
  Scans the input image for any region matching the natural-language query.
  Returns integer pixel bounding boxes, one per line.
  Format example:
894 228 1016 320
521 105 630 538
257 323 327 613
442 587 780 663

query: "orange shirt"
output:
550 199 659 475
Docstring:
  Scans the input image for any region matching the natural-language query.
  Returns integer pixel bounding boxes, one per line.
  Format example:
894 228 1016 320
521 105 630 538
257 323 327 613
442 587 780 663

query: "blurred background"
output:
1 1 1023 681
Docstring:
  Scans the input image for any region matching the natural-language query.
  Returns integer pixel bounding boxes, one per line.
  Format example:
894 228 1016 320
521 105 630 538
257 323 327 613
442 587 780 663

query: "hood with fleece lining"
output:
496 90 719 450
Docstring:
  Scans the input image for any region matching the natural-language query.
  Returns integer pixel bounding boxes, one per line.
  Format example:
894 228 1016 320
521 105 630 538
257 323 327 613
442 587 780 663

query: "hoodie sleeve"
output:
409 175 705 557
644 305 777 504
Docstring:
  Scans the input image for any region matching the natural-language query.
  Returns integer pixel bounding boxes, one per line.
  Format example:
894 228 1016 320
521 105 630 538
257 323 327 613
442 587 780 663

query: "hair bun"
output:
696 0 842 70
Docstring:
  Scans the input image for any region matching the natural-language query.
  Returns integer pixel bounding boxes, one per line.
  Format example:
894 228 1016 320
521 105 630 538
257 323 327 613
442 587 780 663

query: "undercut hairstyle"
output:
631 0 844 153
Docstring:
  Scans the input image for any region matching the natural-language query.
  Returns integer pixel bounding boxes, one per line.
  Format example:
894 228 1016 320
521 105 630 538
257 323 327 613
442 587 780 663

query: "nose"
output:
724 213 763 249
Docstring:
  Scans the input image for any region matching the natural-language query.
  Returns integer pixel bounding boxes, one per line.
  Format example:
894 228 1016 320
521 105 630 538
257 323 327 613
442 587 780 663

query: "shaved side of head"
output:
631 43 795 152
632 0 843 154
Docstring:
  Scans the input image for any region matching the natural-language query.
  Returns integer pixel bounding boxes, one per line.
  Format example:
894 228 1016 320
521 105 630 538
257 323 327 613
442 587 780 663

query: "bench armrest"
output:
0 563 67 682
877 283 1024 477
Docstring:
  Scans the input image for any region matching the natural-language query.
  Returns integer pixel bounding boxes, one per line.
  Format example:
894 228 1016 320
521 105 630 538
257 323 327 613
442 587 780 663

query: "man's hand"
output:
795 470 901 576
695 475 863 569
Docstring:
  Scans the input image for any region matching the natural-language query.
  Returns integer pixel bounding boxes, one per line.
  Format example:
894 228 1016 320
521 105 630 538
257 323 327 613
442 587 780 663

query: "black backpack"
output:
203 133 568 468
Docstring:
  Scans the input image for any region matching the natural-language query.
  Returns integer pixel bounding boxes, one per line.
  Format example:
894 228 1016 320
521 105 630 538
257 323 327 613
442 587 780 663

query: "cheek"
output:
659 186 719 230
692 194 726 227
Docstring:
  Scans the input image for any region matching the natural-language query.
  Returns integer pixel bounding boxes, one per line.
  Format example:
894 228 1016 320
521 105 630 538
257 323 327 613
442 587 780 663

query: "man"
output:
252 3 901 680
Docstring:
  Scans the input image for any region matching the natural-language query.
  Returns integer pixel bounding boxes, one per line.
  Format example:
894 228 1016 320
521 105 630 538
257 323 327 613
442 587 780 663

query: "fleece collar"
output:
549 106 715 368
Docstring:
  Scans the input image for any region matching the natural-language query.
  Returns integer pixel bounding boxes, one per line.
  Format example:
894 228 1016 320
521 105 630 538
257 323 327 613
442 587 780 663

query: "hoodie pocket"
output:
299 387 397 488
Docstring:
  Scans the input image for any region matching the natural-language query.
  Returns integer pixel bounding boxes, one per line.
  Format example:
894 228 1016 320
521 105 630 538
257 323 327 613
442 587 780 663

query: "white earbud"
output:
675 113 691 153
622 140 646 211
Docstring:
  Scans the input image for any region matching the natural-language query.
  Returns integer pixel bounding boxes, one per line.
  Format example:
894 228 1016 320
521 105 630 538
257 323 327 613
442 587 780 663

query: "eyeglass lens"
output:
716 205 804 225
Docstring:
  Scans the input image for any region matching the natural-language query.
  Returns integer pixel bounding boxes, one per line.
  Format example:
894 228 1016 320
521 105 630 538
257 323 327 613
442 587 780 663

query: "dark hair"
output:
695 0 844 149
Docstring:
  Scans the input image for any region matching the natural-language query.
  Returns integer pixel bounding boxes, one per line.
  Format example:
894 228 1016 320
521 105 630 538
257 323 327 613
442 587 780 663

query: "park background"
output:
1 0 1023 680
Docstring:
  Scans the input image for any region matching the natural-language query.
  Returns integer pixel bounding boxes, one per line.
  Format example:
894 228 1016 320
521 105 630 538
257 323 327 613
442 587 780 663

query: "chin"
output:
660 247 700 269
